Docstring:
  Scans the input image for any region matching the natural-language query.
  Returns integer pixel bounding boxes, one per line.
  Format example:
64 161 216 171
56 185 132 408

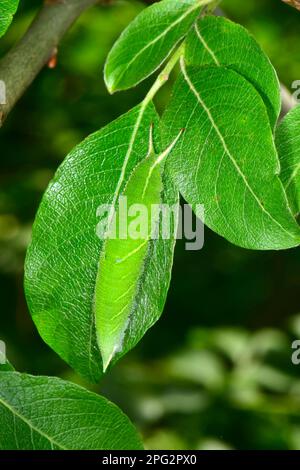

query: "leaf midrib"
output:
0 395 66 450
194 21 220 66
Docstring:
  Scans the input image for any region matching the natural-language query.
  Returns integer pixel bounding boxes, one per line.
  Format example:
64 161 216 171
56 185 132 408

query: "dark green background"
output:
1 0 300 450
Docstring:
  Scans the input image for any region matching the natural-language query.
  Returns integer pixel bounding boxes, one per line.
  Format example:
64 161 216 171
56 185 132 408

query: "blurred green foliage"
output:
1 0 300 450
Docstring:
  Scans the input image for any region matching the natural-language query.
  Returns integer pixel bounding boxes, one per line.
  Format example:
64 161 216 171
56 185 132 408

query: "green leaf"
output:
0 0 19 38
161 62 300 250
276 105 300 216
95 128 182 371
25 103 178 382
0 372 143 450
104 0 208 93
185 16 281 129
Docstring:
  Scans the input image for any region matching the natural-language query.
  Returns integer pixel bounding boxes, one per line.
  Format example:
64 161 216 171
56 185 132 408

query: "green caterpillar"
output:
95 126 183 371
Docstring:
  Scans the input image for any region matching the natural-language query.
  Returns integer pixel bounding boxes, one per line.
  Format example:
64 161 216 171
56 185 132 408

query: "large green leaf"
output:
161 62 300 250
276 105 300 216
185 16 281 129
0 0 19 38
104 0 209 93
0 372 143 450
25 103 178 382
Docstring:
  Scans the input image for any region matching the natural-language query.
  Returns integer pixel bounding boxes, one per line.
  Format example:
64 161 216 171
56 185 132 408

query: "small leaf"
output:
276 105 300 216
95 128 182 371
161 62 300 250
185 16 281 129
25 103 178 382
0 0 19 38
104 0 207 93
0 372 143 450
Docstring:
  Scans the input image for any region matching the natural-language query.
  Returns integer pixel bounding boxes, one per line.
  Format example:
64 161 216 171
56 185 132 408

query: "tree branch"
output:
0 0 101 126
282 0 300 11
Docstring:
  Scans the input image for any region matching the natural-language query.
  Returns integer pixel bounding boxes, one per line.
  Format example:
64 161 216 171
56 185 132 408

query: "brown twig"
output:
0 0 101 126
282 0 300 11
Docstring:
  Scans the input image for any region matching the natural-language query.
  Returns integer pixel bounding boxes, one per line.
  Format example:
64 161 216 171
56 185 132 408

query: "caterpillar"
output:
94 126 183 371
